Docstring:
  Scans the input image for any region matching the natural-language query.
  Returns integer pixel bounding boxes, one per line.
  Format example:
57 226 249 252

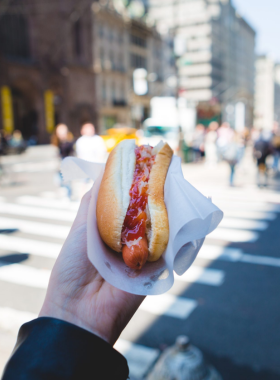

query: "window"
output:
0 14 30 59
110 51 115 70
130 54 147 69
99 25 103 38
73 19 82 58
102 80 106 101
112 82 115 102
100 48 104 68
130 34 147 48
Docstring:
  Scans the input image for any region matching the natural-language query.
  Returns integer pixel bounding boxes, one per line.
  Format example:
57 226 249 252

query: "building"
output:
146 0 256 128
274 64 280 126
92 2 175 131
0 0 96 143
254 56 280 130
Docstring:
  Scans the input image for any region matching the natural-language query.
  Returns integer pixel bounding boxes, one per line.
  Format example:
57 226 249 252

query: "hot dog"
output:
96 140 173 270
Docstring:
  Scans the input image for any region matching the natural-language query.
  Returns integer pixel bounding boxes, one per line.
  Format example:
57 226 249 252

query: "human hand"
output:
39 190 145 345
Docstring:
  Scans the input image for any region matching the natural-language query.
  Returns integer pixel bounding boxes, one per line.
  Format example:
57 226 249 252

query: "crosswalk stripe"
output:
0 235 61 258
115 339 159 379
0 217 70 239
201 187 280 204
11 161 58 173
0 203 76 222
215 200 280 213
198 245 280 268
16 196 80 211
198 245 242 261
219 218 268 231
207 228 259 242
222 209 277 221
0 264 50 289
240 254 280 267
175 266 224 286
140 294 197 319
0 306 158 380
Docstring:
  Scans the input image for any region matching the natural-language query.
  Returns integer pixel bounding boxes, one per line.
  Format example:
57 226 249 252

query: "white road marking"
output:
202 187 280 204
207 228 259 243
16 196 80 211
11 161 58 173
0 217 70 239
140 294 197 319
115 339 159 379
215 200 280 213
198 245 280 268
223 210 277 221
198 245 243 261
240 254 280 267
0 307 37 335
0 264 50 289
175 266 224 286
0 203 76 222
0 235 61 258
220 218 268 231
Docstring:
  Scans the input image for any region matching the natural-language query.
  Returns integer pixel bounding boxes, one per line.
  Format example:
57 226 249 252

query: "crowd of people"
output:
189 121 280 187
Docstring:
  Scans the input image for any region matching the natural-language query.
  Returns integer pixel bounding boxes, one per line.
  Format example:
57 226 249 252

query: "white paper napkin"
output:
61 156 223 295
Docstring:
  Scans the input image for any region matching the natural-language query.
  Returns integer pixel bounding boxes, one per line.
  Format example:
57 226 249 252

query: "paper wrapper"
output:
61 156 223 295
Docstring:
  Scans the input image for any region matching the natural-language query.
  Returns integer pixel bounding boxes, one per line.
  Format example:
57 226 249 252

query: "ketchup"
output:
121 145 155 246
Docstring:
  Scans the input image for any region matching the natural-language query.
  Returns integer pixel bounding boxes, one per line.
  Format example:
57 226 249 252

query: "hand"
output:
39 190 145 345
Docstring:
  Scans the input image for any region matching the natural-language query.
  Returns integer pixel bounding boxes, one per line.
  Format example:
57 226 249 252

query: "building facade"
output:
92 2 175 131
146 0 256 127
254 56 280 130
0 0 97 143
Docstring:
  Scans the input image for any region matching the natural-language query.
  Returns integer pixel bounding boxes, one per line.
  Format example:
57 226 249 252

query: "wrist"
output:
39 301 112 344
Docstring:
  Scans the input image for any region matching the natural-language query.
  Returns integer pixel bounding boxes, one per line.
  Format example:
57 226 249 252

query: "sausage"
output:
122 236 149 270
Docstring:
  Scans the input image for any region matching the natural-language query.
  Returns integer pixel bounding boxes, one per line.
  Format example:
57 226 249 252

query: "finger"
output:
71 189 92 227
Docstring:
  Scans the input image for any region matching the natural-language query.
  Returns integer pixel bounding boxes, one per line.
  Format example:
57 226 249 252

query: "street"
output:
1 145 280 380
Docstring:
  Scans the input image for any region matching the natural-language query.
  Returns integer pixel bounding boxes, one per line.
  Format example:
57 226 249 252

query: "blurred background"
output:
1 0 280 379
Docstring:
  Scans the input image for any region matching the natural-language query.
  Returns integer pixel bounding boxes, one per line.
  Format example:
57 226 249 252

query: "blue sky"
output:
233 0 280 62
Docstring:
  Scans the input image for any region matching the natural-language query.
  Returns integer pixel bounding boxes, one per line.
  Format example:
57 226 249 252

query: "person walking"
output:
51 124 75 198
204 121 218 166
75 122 107 163
222 131 241 187
253 130 272 187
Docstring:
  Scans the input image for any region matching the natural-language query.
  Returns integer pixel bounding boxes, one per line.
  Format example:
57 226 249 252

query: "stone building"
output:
0 0 96 143
92 3 175 131
254 56 280 130
146 0 256 127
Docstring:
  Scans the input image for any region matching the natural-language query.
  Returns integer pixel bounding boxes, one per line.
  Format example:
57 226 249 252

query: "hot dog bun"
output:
96 139 173 263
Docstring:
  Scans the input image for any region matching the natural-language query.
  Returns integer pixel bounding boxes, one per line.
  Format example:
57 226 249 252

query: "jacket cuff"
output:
2 317 129 380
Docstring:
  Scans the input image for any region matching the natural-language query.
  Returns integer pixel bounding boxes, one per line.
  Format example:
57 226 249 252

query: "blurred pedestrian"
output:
253 130 272 188
204 121 218 166
9 130 26 154
0 130 9 155
222 131 241 186
271 124 280 173
51 123 75 198
217 122 234 161
191 124 205 162
75 122 107 163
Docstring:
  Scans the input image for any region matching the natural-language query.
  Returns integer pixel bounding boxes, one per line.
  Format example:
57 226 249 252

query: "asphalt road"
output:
0 145 280 379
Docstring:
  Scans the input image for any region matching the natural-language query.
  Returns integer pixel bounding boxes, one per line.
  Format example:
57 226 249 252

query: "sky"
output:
232 0 280 62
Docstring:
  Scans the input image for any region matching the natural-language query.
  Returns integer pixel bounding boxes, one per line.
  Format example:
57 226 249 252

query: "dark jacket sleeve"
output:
1 317 129 380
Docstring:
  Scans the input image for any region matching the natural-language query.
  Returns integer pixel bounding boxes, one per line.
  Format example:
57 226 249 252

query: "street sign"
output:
1 86 14 134
44 90 55 133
